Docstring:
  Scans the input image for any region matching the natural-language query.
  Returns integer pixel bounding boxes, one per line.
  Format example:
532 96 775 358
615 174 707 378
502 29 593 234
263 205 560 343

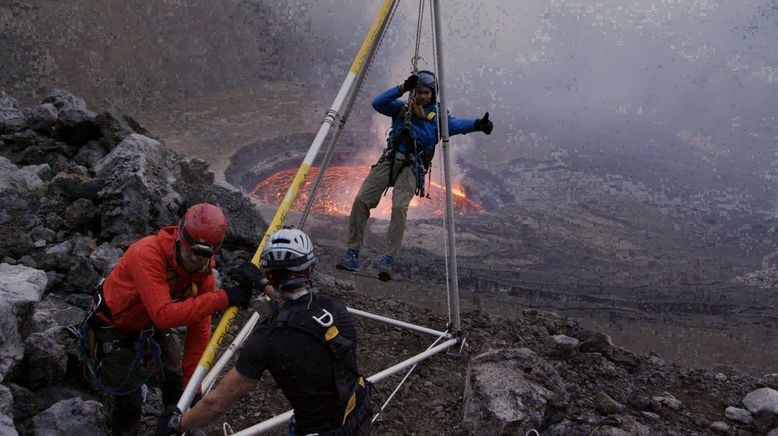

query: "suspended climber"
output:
78 203 261 436
157 228 372 436
336 70 494 281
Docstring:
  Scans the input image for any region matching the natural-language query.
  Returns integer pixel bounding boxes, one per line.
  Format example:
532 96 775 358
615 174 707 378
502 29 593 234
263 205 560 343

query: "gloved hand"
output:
474 112 493 135
224 285 252 308
231 262 268 292
252 294 276 321
155 406 183 436
402 74 419 93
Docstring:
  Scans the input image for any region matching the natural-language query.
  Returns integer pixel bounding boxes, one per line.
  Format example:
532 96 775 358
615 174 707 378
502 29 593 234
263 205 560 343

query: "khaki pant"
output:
92 326 183 436
347 152 416 257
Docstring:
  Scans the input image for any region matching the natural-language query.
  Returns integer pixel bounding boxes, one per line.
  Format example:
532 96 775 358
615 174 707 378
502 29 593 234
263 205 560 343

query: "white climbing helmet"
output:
260 227 317 272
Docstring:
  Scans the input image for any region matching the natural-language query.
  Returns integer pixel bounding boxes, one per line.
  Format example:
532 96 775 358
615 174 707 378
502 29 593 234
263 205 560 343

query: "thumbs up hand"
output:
474 112 493 135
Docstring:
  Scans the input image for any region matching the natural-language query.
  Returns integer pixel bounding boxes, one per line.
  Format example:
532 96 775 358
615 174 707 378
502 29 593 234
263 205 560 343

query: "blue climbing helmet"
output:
416 70 437 102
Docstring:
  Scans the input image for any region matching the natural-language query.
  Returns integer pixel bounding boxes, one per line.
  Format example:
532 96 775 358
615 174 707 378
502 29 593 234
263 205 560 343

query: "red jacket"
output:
100 226 229 384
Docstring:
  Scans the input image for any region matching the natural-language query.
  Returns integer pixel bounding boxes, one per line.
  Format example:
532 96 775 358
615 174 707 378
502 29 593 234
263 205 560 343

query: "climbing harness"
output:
274 292 372 431
409 0 428 198
378 0 441 199
78 287 163 397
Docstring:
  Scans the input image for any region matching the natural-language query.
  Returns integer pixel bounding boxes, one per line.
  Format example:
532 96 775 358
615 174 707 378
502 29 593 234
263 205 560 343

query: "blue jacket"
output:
372 86 478 156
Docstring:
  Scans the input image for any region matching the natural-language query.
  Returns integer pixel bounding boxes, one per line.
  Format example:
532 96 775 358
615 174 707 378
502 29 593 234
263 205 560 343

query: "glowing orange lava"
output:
250 166 484 219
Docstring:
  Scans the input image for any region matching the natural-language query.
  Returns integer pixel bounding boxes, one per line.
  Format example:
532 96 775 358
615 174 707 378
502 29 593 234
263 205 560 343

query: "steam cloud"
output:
264 0 777 199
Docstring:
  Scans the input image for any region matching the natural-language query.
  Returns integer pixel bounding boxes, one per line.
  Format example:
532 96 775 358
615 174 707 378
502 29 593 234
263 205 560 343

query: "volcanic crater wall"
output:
0 0 285 113
226 130 506 218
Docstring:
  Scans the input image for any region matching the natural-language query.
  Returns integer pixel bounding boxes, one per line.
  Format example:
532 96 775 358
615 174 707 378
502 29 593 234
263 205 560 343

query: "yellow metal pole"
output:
178 0 401 412
251 0 400 264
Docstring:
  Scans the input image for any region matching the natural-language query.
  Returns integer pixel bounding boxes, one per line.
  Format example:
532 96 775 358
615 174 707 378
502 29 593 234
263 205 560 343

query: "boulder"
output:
725 406 753 424
54 107 100 145
0 264 47 381
89 242 123 276
94 133 181 243
0 383 14 434
31 298 86 333
17 330 68 389
94 111 145 150
0 92 25 134
41 90 87 111
578 332 614 355
652 392 683 412
0 413 16 436
463 347 566 435
760 374 778 390
0 157 44 257
31 397 107 436
743 388 778 415
22 103 58 132
0 384 12 417
594 391 625 415
743 387 778 428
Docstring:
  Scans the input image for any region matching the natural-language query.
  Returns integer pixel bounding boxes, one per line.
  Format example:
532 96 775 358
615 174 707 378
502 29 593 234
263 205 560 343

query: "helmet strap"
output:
175 239 184 267
278 275 311 296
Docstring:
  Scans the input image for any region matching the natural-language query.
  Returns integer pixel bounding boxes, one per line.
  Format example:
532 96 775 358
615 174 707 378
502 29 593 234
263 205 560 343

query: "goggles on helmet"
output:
263 269 293 284
180 225 221 258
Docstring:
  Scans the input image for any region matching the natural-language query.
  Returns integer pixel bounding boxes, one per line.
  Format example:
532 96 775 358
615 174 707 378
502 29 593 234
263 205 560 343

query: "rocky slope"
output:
1 91 777 435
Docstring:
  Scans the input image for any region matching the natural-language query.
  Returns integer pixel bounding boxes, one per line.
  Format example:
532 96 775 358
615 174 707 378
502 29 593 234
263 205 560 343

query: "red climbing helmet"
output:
177 203 227 257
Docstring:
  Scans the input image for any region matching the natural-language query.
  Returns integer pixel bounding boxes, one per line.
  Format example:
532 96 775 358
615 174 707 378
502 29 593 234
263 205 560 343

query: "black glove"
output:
474 112 493 135
155 406 183 436
224 285 252 308
252 294 276 321
402 74 419 93
231 262 268 291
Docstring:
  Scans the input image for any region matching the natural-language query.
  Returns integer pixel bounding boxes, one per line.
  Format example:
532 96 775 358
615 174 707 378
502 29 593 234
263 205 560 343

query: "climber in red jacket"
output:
82 203 258 436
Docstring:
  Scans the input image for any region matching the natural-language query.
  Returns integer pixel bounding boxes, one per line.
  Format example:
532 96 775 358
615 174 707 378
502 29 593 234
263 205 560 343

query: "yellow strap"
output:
325 325 340 342
341 376 366 425
342 392 357 425
411 103 436 121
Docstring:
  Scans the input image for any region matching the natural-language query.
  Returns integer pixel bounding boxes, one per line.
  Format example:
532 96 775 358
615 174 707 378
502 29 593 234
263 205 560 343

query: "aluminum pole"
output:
299 0 396 229
252 0 401 264
431 0 461 331
347 307 449 337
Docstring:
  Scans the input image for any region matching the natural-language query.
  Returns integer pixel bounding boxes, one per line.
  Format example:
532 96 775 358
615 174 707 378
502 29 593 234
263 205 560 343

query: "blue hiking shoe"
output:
377 255 394 282
336 249 360 272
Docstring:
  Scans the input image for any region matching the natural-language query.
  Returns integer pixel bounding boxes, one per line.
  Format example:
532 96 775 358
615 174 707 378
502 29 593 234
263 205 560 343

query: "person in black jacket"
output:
157 228 371 436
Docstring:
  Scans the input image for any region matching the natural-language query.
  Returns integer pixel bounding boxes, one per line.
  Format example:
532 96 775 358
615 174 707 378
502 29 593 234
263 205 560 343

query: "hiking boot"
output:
336 249 360 272
377 255 393 281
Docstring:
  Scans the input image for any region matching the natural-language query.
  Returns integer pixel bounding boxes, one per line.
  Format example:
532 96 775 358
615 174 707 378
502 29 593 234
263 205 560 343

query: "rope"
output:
79 318 163 397
411 0 426 72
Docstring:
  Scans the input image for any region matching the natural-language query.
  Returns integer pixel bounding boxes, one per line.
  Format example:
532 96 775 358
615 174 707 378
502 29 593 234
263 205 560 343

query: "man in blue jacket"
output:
336 70 493 281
